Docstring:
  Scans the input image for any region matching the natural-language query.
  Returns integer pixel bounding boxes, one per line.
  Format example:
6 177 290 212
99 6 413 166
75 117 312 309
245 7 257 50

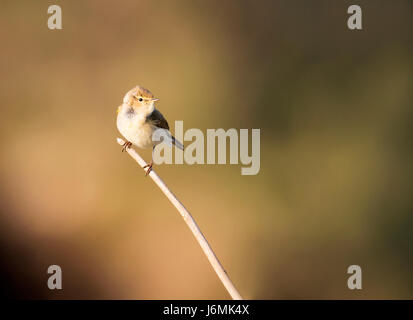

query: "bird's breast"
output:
117 109 155 149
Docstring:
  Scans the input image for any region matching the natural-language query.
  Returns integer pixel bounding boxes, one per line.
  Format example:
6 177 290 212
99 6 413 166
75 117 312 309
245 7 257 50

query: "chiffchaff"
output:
116 85 183 175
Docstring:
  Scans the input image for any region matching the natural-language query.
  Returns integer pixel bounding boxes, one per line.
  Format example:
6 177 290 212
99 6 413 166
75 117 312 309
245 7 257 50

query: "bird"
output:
116 85 184 175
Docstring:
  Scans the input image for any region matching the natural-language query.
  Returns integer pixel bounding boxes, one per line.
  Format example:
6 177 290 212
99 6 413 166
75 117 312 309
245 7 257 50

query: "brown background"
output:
0 0 412 299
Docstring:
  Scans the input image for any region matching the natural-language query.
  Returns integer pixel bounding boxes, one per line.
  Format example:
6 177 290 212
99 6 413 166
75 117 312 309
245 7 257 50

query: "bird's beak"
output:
151 98 159 102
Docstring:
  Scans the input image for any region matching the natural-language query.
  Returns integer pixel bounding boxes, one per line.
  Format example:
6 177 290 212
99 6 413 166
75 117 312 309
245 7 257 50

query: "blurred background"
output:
0 0 412 299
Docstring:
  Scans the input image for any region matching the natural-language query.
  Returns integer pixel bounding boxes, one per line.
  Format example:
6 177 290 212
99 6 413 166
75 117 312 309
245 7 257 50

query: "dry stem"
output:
116 137 243 300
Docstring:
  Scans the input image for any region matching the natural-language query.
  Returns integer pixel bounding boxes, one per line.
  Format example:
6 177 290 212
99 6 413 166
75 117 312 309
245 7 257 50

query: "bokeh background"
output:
0 0 412 299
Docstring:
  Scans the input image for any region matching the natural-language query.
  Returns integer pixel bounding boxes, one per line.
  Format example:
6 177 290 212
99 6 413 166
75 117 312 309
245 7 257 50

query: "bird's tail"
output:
154 128 184 150
172 136 184 150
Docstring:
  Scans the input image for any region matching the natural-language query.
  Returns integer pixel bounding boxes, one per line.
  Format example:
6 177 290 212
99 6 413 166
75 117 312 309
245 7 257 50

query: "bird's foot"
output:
122 141 132 152
143 162 153 176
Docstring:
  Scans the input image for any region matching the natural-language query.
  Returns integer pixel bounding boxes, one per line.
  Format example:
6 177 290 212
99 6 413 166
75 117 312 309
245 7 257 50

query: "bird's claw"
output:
143 162 153 176
122 141 132 152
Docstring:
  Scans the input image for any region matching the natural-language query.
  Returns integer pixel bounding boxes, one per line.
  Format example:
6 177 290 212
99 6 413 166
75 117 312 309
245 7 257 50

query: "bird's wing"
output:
146 109 169 130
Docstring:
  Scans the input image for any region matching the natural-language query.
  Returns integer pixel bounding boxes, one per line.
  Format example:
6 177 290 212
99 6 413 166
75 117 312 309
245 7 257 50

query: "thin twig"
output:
116 137 243 300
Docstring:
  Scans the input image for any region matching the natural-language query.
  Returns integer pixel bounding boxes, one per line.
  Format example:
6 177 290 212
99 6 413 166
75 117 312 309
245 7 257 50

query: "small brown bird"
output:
116 85 183 175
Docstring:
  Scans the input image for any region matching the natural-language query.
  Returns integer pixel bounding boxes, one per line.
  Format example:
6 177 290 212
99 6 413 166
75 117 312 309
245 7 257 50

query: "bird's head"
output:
122 85 159 111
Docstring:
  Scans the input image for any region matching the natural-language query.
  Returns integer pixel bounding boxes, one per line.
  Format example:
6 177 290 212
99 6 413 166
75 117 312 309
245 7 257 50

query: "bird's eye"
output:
138 97 143 102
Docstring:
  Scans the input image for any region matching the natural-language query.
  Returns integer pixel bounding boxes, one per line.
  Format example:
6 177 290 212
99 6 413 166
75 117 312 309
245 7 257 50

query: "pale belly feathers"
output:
117 111 156 149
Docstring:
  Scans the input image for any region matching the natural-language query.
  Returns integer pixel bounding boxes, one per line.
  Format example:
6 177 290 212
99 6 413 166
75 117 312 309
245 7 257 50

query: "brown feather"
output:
136 86 154 99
